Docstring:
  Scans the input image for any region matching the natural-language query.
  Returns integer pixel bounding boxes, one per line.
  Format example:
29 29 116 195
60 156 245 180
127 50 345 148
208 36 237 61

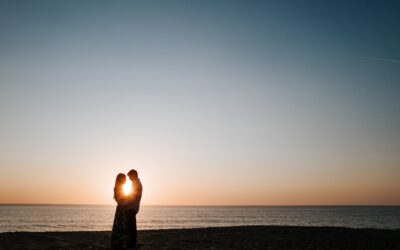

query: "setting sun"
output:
123 179 132 196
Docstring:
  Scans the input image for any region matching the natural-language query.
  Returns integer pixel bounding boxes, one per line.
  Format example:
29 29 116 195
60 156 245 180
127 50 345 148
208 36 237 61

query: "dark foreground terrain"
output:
1 226 399 250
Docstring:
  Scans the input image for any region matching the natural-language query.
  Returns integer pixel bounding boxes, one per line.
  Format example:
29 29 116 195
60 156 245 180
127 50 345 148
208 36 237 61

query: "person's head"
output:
113 173 126 200
127 169 138 181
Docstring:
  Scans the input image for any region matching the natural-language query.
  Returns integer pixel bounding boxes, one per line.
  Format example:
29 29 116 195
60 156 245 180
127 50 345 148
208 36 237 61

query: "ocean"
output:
0 205 399 232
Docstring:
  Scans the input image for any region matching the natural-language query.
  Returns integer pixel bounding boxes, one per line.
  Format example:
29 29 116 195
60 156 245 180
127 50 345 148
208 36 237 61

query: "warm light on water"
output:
0 205 399 232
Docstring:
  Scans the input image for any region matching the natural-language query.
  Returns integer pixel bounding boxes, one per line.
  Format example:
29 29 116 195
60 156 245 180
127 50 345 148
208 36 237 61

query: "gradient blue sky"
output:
0 1 399 205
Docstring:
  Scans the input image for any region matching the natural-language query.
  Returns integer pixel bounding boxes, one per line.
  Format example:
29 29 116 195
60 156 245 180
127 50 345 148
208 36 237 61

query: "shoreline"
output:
1 225 400 249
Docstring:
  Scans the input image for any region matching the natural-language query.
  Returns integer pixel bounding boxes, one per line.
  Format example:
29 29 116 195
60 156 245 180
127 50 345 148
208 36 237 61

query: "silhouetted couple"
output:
111 169 143 250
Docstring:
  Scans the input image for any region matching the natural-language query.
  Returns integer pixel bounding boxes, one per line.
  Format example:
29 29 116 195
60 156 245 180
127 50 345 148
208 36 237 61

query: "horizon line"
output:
1 203 399 207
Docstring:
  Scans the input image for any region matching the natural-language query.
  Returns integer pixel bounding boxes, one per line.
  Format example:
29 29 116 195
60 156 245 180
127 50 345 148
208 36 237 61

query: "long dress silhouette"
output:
111 174 132 249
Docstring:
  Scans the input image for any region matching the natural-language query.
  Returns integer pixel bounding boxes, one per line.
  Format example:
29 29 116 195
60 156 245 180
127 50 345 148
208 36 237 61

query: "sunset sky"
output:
0 1 399 205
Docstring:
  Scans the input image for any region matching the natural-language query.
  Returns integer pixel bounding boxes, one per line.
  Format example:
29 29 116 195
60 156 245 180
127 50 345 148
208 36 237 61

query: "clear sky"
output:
0 1 399 205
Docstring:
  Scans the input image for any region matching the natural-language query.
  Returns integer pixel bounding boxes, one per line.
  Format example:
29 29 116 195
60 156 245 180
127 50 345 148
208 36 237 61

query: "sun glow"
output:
123 179 132 196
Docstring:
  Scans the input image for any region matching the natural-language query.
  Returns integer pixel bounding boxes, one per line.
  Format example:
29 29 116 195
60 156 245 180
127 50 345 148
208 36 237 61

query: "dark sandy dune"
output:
1 226 399 250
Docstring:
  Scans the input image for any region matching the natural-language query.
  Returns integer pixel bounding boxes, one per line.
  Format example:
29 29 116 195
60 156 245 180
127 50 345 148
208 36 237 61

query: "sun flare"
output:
123 179 132 196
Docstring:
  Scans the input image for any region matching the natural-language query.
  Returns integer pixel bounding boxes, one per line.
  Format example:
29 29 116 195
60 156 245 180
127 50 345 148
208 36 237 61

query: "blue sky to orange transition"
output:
0 1 399 205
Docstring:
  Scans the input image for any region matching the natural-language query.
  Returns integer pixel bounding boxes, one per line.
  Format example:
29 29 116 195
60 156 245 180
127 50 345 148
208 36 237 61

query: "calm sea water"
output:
0 205 399 232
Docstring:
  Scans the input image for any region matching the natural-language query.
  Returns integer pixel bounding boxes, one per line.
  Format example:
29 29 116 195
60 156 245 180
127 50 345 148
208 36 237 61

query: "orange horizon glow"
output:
0 168 399 206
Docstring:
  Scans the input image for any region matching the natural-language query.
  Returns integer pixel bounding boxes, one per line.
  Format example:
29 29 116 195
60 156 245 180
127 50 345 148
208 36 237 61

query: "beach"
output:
1 226 399 250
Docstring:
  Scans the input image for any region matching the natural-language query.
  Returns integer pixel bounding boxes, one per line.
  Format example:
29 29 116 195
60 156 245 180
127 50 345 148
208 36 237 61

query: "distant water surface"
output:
0 205 399 232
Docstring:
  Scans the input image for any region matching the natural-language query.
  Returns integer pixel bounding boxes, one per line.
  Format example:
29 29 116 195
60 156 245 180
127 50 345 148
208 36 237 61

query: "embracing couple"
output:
111 169 143 250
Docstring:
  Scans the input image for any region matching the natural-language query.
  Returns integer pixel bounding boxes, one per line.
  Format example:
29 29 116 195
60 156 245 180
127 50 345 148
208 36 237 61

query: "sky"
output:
0 0 399 205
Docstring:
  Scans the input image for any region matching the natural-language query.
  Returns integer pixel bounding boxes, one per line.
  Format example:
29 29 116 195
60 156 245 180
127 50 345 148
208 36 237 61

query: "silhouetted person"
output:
111 173 132 249
126 169 143 247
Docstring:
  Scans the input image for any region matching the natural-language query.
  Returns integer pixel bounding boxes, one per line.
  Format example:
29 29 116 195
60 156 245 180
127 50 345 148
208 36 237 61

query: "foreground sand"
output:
1 226 400 250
